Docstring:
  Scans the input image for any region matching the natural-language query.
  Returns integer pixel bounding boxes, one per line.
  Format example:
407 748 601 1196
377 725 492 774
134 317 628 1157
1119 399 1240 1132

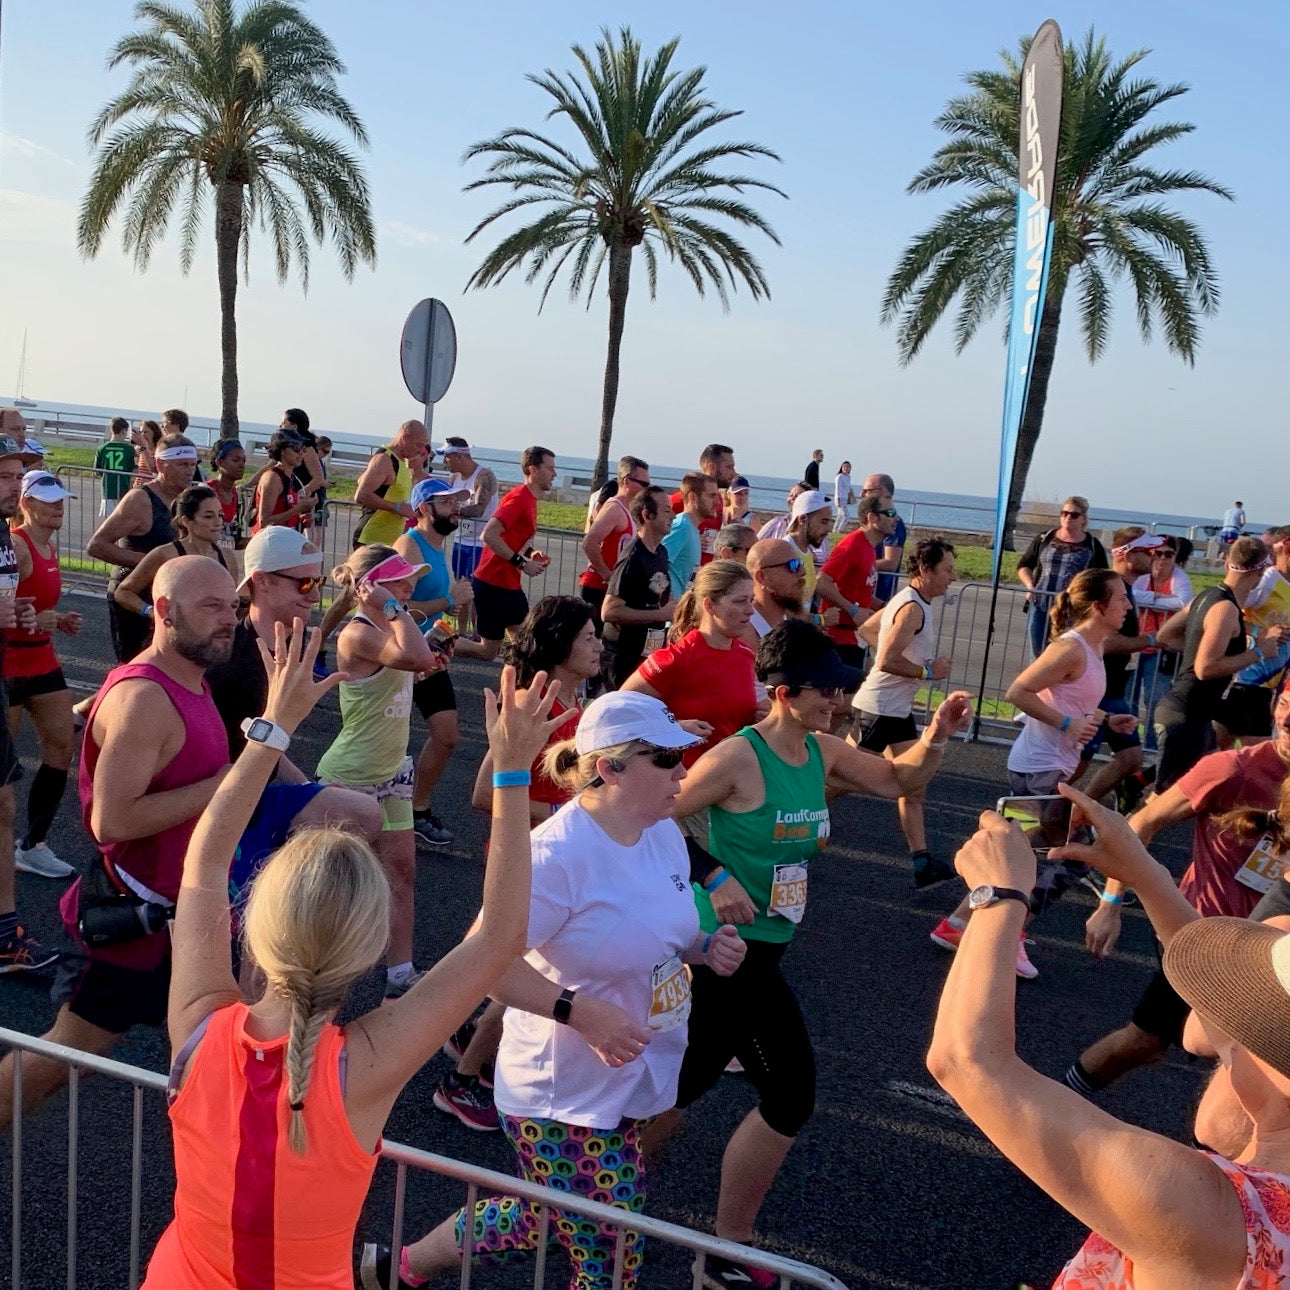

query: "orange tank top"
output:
141 1002 379 1290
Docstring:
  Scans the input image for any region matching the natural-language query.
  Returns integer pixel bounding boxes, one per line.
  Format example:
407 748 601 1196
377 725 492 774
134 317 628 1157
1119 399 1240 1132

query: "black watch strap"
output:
971 885 1031 910
552 987 576 1025
510 551 526 568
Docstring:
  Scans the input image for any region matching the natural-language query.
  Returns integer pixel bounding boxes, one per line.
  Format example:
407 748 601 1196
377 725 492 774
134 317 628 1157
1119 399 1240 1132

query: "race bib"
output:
700 529 717 554
648 954 691 1032
644 628 666 656
1235 833 1288 895
768 863 809 923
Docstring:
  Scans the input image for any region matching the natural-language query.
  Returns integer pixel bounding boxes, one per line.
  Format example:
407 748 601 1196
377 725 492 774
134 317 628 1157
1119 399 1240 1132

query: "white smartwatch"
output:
240 717 291 752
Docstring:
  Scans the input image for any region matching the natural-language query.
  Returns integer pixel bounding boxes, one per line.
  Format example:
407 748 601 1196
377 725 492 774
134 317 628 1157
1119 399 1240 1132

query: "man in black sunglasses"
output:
748 539 809 637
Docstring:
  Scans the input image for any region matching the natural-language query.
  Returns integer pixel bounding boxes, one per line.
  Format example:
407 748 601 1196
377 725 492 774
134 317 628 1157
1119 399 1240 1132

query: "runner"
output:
859 473 908 605
669 443 736 566
1131 535 1193 751
621 559 758 765
0 556 237 1128
87 432 196 662
783 489 833 606
747 539 809 638
439 436 499 638
251 429 312 534
646 620 971 1286
353 420 430 548
207 439 247 557
848 537 958 888
138 629 559 1290
315 545 446 1000
724 475 754 527
375 690 744 1290
112 485 229 621
714 523 757 563
663 471 722 599
815 494 894 672
600 485 673 690
94 417 136 518
930 568 1136 978
579 455 650 630
130 419 162 486
927 787 1290 1290
471 446 557 660
6 470 83 879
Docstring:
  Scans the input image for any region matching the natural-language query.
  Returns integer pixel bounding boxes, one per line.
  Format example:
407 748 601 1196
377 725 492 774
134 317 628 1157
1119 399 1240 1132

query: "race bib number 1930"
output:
768 863 808 924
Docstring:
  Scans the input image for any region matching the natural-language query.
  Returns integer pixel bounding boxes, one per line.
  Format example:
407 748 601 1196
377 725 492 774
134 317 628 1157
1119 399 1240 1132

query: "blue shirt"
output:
875 515 907 603
662 513 701 601
406 527 450 630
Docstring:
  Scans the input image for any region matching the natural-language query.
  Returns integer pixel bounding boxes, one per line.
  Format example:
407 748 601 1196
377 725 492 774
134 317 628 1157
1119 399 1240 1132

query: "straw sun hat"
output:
1164 918 1290 1080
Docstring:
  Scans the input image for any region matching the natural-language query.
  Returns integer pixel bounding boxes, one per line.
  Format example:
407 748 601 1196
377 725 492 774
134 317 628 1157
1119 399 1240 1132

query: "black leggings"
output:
674 938 815 1138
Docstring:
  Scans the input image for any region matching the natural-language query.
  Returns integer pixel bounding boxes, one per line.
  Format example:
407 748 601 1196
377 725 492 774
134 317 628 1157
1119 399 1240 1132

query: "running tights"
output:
454 1114 648 1290
23 763 67 848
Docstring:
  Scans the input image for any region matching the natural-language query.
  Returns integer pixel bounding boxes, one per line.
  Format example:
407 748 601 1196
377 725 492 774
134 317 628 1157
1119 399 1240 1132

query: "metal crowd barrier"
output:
2 1025 848 1290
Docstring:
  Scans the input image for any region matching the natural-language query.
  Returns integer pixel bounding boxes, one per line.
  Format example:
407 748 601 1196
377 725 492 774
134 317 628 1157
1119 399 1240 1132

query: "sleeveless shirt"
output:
1007 631 1107 778
141 1002 377 1290
4 527 60 678
252 465 301 534
579 496 634 591
110 486 175 587
854 585 936 718
356 448 411 547
1160 583 1247 722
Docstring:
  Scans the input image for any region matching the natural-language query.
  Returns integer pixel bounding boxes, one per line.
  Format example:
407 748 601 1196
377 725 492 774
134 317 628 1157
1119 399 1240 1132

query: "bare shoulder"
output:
92 673 183 743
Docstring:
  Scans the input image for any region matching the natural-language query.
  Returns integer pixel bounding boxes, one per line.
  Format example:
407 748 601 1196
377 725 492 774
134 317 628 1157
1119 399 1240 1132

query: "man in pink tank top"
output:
0 556 237 1129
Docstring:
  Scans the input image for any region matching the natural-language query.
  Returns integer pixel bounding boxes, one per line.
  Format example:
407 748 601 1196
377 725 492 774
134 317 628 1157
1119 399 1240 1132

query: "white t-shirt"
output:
854 586 935 717
494 801 700 1128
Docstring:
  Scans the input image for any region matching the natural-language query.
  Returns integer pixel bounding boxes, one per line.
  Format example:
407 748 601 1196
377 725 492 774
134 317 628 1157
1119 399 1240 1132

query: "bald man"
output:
354 418 431 547
748 538 809 638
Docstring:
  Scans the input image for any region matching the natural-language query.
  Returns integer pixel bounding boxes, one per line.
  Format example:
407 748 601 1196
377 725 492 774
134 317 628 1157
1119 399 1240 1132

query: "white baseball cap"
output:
22 436 45 457
790 489 832 520
20 470 75 502
239 526 324 591
574 691 704 755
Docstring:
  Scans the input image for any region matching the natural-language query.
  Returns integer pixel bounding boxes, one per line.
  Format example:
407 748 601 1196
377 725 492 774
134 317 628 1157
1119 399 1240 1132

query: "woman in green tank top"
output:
643 620 973 1280
316 545 445 1001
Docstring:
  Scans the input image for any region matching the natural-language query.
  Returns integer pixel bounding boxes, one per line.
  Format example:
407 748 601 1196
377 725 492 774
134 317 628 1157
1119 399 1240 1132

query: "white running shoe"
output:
15 842 76 878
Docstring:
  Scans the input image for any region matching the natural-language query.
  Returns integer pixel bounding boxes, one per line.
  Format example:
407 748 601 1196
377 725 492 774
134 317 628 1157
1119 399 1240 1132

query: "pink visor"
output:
366 552 428 585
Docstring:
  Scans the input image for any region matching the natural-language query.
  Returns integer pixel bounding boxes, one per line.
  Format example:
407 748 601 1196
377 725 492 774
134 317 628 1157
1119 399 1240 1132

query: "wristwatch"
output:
240 717 291 752
552 987 577 1025
967 884 1031 912
509 551 527 568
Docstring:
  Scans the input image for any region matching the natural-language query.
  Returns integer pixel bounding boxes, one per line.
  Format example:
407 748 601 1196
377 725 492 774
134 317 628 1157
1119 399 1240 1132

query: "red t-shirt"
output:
475 484 537 591
578 496 633 591
669 490 721 566
820 529 878 646
636 629 757 766
1176 741 1288 917
530 699 582 807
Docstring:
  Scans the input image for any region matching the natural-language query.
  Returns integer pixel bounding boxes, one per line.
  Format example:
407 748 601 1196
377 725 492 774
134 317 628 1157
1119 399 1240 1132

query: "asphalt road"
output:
0 587 1202 1290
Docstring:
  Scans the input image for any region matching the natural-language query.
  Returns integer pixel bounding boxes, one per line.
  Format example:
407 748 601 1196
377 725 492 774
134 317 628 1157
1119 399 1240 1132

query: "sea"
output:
9 394 1238 540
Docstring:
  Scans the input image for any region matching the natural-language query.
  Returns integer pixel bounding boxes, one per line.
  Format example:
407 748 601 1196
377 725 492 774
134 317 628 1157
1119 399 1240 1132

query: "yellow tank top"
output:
357 449 411 546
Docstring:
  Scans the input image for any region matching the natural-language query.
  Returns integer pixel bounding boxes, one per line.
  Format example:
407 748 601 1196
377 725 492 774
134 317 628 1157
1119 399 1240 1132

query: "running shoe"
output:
14 841 75 878
412 813 452 848
929 917 964 951
912 852 956 889
432 1070 499 1131
442 1018 477 1061
357 1244 419 1290
696 1251 779 1288
1016 937 1039 980
382 968 425 1002
0 925 59 974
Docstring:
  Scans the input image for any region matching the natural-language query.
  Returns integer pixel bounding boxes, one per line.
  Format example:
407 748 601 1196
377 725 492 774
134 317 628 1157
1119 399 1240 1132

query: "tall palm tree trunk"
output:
594 242 633 489
215 182 244 439
1003 292 1065 546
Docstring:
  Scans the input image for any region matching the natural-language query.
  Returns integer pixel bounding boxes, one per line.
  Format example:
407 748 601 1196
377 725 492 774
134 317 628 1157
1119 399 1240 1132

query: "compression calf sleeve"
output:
23 764 68 849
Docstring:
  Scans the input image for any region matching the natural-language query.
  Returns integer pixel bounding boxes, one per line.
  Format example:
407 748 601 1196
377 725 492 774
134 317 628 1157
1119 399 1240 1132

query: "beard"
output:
771 590 805 612
170 606 235 667
431 516 459 535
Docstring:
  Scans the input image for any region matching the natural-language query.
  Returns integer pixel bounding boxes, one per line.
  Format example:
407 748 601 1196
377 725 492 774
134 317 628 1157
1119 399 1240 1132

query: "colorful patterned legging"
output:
453 1113 648 1290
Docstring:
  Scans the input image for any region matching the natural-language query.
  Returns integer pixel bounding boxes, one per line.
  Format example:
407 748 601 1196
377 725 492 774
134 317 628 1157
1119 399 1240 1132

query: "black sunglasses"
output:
270 571 325 594
763 558 805 574
878 508 899 518
635 747 686 769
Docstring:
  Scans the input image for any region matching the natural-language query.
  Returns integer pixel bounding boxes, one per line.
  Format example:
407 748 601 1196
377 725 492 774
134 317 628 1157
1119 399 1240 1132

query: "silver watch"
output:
967 884 1031 912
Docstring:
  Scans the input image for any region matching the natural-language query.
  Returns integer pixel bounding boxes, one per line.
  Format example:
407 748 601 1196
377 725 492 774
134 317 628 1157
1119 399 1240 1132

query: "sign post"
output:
399 298 458 435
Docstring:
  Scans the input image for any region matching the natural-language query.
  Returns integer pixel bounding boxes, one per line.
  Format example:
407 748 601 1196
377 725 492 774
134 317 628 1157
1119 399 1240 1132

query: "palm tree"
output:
462 26 785 487
883 29 1231 543
78 0 376 438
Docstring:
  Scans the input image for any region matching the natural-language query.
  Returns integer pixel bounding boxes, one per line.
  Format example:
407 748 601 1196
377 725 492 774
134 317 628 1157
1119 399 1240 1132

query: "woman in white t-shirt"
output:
387 692 746 1290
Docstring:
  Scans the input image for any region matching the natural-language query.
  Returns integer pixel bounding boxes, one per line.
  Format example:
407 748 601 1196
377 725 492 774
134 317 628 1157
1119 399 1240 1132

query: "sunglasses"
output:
1060 510 1086 519
635 747 686 770
270 572 325 594
878 508 899 518
800 685 844 701
1152 550 1176 559
763 558 805 574
627 475 651 487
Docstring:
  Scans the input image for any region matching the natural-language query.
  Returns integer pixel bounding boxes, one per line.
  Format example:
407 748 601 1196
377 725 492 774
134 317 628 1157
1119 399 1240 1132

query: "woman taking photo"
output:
5 471 82 879
621 559 759 763
315 544 444 1001
251 430 312 534
930 568 1135 979
112 485 228 619
139 623 562 1289
646 620 971 1287
929 783 1290 1290
375 689 746 1290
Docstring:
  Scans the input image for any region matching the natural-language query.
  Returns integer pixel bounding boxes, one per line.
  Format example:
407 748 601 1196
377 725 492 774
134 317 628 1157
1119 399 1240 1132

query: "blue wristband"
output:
704 870 730 893
701 934 713 955
492 770 532 789
1098 891 1123 906
1059 715 1072 733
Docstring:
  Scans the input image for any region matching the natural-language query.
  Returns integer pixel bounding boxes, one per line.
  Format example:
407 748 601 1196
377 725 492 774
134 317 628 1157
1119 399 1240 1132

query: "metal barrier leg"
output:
459 1182 477 1290
389 1160 406 1288
533 1204 550 1286
129 1084 144 1290
611 1224 628 1290
67 1068 79 1290
12 1051 22 1290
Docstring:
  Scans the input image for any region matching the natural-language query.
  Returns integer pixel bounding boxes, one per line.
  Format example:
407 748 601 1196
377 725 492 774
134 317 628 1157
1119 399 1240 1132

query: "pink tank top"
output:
64 662 229 969
1052 1153 1290 1288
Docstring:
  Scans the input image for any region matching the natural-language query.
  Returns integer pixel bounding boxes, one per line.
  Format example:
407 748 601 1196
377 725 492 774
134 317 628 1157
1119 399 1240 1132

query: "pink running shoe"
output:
1015 937 1039 980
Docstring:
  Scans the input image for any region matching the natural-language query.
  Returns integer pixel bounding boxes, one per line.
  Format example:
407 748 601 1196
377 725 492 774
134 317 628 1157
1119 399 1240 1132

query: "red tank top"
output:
579 496 633 590
251 466 300 533
3 528 59 678
142 1003 378 1289
65 662 230 969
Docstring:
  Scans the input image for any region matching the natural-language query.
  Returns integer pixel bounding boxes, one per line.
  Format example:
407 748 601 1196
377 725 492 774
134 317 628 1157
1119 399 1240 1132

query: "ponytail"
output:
667 559 752 645
668 589 701 644
1049 568 1122 639
1216 778 1290 857
284 979 330 1154
541 737 639 792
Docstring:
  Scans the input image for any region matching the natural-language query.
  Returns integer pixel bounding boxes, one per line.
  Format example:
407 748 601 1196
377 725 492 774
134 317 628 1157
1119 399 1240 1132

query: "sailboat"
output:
14 330 35 406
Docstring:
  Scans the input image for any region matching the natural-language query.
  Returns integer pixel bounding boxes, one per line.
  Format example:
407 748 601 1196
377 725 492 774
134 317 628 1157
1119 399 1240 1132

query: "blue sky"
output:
0 0 1284 518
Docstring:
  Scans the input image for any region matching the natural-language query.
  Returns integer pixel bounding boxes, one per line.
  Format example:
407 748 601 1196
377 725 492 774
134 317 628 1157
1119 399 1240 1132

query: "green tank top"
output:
696 726 830 944
357 449 412 547
315 624 413 785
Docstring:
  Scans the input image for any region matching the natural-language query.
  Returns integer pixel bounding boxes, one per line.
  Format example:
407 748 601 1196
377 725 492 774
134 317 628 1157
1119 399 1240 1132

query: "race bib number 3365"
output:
768 863 808 924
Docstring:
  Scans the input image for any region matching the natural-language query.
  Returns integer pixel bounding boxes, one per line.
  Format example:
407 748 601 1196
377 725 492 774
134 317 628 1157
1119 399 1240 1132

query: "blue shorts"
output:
230 781 327 900
451 542 483 580
1082 695 1141 757
1220 528 1240 544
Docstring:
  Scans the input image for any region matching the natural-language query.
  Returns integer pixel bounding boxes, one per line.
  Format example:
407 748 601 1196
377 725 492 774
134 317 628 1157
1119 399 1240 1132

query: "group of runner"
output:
4 406 1290 1290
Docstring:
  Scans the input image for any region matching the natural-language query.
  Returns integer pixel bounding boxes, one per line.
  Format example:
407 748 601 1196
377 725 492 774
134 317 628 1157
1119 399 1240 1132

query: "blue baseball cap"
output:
411 476 470 510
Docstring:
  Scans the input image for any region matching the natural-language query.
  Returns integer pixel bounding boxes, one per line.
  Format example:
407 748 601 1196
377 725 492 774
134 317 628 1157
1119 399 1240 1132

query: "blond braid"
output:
284 975 330 1155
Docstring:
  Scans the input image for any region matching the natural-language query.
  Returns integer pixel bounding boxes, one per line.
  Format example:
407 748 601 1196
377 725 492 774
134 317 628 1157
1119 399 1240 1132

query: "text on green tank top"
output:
317 663 412 785
698 726 830 943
